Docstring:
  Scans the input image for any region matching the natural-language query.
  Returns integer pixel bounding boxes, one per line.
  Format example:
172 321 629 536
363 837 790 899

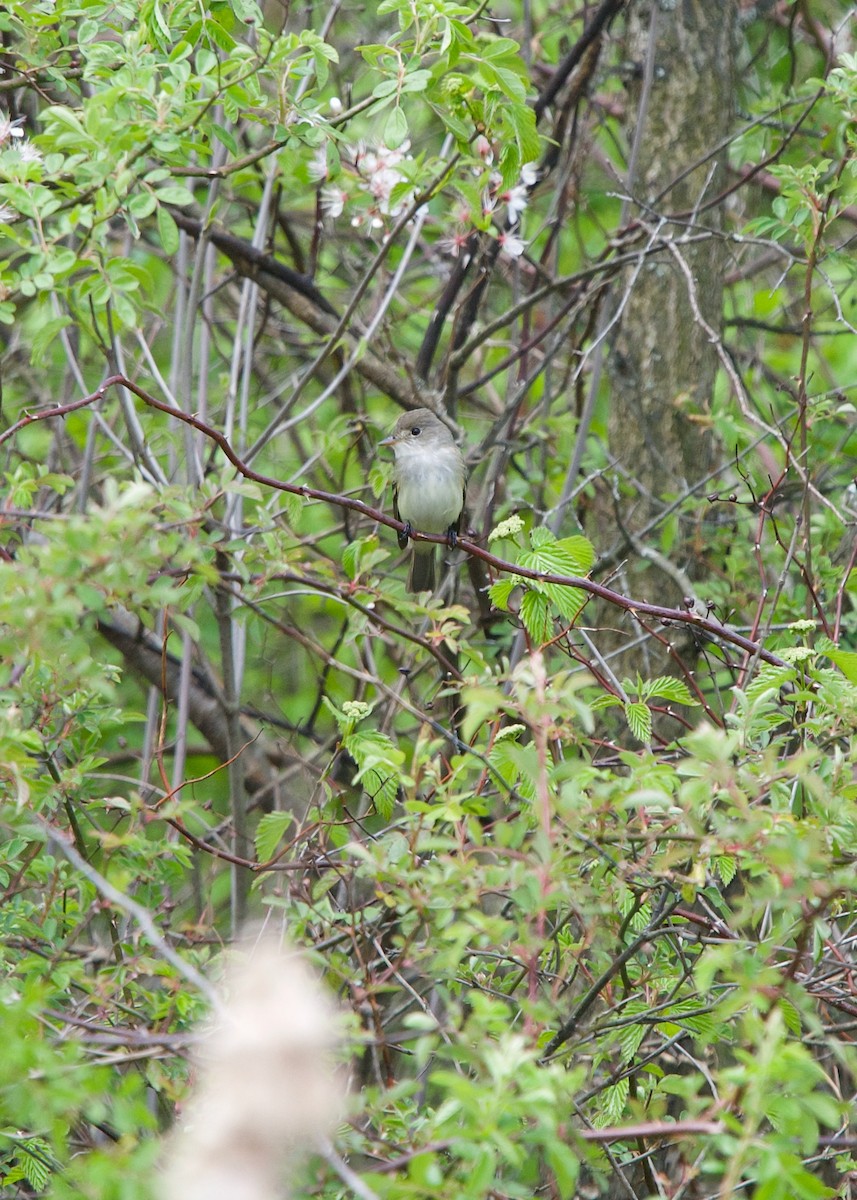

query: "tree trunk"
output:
598 0 737 683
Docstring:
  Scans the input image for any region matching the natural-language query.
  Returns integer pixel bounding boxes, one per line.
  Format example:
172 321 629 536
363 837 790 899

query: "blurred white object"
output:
160 935 344 1200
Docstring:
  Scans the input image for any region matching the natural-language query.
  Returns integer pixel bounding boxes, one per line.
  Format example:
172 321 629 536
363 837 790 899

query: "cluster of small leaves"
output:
488 527 595 645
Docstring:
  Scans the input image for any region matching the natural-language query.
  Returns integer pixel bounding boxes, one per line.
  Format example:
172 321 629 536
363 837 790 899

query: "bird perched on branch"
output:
379 408 466 593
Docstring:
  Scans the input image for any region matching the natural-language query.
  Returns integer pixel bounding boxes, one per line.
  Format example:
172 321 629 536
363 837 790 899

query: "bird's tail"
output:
407 545 436 593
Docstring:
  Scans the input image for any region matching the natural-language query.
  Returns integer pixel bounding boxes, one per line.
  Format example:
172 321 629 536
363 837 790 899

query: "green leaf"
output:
489 739 538 800
384 105 409 148
522 529 595 576
345 729 404 819
516 530 594 625
598 1077 629 1126
624 701 652 743
401 69 431 93
779 998 802 1037
157 205 180 254
642 676 698 705
520 589 551 644
481 37 523 59
716 855 737 886
546 1141 580 1199
255 811 294 862
156 185 196 207
821 644 857 684
211 123 239 154
504 100 541 162
30 315 72 365
618 1019 646 1063
371 79 399 99
19 1140 53 1191
487 577 520 610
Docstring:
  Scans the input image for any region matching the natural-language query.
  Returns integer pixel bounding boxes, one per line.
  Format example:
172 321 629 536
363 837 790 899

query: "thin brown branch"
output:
5 376 788 669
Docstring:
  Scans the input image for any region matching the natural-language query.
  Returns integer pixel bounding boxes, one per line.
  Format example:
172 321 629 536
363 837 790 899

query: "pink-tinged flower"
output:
320 185 347 218
498 231 526 259
474 135 494 164
500 183 529 223
438 230 472 260
482 170 504 217
307 147 329 182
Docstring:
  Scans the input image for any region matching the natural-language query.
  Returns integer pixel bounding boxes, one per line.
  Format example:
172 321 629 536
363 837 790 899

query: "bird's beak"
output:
378 433 397 447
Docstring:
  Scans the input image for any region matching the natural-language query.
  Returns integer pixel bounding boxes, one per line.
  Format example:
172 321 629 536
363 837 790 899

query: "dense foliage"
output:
0 1 855 1198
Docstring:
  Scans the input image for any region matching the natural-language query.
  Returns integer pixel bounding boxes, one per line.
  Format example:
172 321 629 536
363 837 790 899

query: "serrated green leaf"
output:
716 855 737 886
345 729 404 818
598 1077 629 1126
489 738 538 798
533 580 587 623
643 676 698 705
625 701 652 742
822 645 857 684
779 998 802 1036
18 1140 53 1191
618 1019 646 1063
505 100 541 162
520 589 551 644
521 528 594 577
488 577 519 610
255 811 294 862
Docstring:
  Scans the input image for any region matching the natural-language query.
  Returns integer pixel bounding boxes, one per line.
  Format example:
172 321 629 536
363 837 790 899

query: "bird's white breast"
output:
394 444 464 532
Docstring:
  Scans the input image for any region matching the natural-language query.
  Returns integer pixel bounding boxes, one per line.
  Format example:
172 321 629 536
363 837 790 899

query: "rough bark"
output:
600 0 737 679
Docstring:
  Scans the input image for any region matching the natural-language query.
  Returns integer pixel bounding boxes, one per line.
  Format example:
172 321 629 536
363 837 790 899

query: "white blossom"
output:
352 140 414 217
320 184 347 218
15 139 43 165
307 147 329 182
501 183 529 224
0 113 25 144
498 231 526 259
438 230 472 261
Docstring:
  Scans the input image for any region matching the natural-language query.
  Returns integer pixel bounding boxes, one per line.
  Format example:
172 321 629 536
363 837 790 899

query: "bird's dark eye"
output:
411 426 421 436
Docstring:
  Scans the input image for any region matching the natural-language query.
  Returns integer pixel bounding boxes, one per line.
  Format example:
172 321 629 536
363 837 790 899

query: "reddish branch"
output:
579 1119 724 1143
3 375 788 669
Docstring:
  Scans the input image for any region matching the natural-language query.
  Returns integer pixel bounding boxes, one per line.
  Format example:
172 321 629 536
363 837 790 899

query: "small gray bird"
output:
379 408 467 593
